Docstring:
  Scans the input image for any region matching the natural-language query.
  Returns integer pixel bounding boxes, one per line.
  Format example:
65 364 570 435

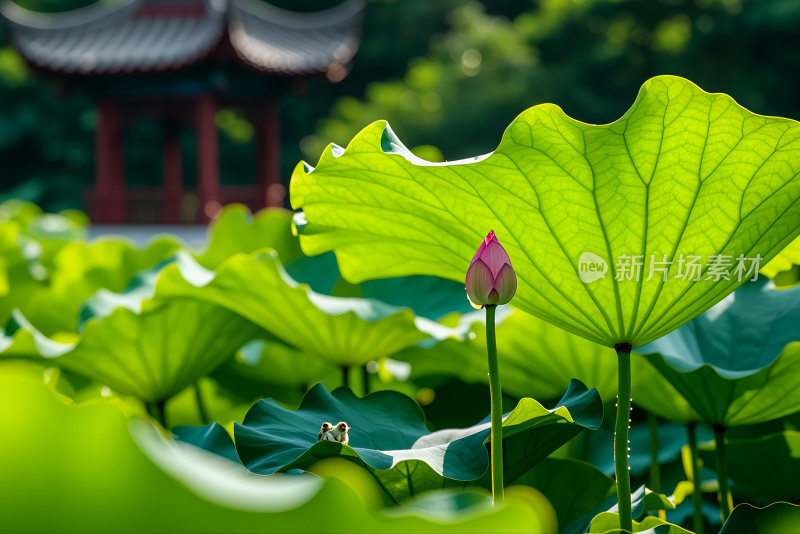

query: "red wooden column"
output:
195 94 220 222
163 120 182 224
255 99 283 207
94 100 126 223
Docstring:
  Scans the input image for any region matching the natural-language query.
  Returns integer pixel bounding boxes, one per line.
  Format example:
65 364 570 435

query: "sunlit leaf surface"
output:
157 251 461 367
292 75 800 347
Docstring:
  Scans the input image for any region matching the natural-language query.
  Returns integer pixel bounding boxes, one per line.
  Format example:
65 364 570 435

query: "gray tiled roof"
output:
1 0 364 75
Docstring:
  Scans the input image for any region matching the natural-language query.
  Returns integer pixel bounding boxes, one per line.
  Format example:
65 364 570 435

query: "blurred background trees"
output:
2 0 799 212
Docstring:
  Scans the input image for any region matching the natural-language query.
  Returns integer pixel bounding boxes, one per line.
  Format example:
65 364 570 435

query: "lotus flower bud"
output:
466 230 517 308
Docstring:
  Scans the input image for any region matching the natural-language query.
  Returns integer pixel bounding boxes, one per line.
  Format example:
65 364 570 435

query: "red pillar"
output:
163 120 182 224
256 99 283 207
195 94 220 222
94 100 126 223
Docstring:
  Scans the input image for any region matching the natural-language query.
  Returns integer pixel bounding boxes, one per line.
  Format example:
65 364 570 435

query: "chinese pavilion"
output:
1 0 364 223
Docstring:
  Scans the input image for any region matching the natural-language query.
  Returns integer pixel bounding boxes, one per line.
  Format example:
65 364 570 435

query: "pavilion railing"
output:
85 186 270 224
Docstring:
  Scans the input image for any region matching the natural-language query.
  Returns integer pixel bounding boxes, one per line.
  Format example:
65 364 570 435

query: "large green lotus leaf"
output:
0 364 552 534
719 502 800 534
0 259 262 403
636 278 800 425
698 431 800 501
22 237 180 334
291 75 800 348
235 381 601 501
195 204 302 269
156 251 460 367
396 308 619 402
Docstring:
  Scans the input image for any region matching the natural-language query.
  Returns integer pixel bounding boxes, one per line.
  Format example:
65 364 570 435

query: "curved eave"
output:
228 0 364 76
0 0 227 75
1 0 365 77
1 0 139 30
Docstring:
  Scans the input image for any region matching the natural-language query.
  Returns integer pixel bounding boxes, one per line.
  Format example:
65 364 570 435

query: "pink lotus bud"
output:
466 230 517 308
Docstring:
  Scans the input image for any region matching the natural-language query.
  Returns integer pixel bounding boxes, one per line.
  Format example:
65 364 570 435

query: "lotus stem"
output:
714 425 731 521
688 422 704 534
194 383 209 424
648 412 661 492
614 344 633 533
341 365 350 389
485 304 503 505
362 364 371 395
146 400 167 428
648 411 666 520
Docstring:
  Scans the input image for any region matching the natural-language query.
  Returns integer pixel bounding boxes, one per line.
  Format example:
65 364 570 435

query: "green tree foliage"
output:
3 0 800 212
307 0 800 162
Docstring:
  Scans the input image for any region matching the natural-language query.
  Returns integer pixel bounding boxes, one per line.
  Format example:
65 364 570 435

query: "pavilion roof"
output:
0 0 364 76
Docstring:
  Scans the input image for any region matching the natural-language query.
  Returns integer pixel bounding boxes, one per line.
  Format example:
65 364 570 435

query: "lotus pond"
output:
2 76 800 533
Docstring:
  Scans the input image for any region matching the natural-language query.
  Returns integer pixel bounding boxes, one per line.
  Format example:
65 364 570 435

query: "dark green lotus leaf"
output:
514 458 614 531
235 381 601 501
291 75 800 348
719 502 800 534
0 256 262 403
698 431 800 502
195 204 302 269
395 308 619 402
172 422 240 464
156 251 461 367
1 364 554 533
631 354 700 424
636 279 800 426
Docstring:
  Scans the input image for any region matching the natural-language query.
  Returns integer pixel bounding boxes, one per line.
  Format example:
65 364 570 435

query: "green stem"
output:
614 345 633 533
341 366 350 389
714 425 731 522
362 364 371 395
648 412 661 493
146 400 167 428
193 383 209 424
485 305 503 505
688 423 704 534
